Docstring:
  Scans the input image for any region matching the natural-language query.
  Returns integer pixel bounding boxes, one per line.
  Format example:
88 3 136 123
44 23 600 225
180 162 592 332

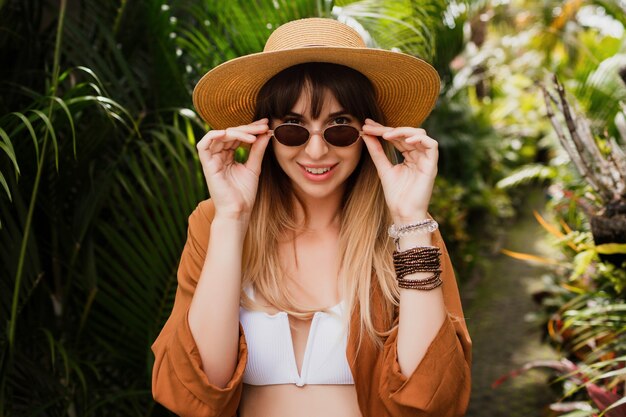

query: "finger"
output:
405 134 437 148
383 127 427 140
362 134 393 175
405 135 439 161
362 123 392 137
366 126 412 153
208 138 240 156
223 127 259 143
234 122 270 134
380 127 431 154
197 129 249 154
245 133 271 175
197 130 226 162
364 118 385 126
197 129 225 148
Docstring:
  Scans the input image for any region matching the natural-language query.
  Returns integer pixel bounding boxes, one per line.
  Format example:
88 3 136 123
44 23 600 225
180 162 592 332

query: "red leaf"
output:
587 384 626 417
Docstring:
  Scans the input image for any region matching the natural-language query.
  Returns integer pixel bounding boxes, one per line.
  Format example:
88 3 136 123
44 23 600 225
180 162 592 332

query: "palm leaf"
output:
334 0 445 60
77 114 206 413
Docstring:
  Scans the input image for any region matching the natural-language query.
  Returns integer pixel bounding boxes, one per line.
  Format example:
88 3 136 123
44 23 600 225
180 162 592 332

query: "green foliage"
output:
472 1 626 414
508 214 626 414
334 0 446 60
2 0 484 416
0 0 206 414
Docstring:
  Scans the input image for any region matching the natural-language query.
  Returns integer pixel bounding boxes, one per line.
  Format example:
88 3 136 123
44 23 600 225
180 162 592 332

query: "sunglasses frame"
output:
269 123 363 147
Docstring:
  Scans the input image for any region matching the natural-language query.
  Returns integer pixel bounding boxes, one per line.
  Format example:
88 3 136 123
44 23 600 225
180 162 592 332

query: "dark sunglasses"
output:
269 123 362 147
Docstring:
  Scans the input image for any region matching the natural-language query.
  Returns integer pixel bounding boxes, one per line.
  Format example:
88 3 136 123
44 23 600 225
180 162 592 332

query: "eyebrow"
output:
284 110 351 119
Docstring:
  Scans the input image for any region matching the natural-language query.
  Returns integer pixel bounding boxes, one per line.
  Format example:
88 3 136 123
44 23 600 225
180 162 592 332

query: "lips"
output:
298 163 337 181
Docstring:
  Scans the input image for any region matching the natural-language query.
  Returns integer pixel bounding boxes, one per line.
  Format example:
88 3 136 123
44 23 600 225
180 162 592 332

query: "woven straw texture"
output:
193 18 440 130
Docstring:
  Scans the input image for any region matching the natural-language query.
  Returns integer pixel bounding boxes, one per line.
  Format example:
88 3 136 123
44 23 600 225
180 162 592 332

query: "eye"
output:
332 116 351 125
283 117 302 125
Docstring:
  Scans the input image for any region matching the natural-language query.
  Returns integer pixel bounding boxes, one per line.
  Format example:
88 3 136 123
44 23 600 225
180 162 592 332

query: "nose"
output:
304 129 329 159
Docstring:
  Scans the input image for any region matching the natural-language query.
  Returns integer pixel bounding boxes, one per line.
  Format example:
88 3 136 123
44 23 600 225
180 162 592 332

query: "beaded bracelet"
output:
397 272 443 290
393 246 443 289
388 219 438 250
393 247 441 273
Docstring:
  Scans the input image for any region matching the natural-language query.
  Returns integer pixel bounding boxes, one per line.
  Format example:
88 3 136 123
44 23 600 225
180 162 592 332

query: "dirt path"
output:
461 191 560 417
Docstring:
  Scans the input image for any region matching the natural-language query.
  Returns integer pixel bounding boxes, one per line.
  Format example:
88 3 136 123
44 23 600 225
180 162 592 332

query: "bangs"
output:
254 63 385 124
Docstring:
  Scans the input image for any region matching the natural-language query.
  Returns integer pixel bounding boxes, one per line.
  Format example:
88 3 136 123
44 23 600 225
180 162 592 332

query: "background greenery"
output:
1 0 624 416
474 1 626 415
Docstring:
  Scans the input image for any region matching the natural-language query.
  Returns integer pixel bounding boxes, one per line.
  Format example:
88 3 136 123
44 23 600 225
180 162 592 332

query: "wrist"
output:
396 233 433 251
211 215 250 238
213 207 251 222
391 211 429 225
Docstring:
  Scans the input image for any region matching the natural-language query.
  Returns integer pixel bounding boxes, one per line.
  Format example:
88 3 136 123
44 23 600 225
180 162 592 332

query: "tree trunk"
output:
590 199 626 268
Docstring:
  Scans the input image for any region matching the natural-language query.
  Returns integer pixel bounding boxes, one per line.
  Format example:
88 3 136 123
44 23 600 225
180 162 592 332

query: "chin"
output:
292 181 345 201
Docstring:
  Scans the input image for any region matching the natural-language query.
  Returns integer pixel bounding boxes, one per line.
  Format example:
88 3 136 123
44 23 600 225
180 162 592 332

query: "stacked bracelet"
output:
393 246 441 278
392 246 443 290
396 272 442 290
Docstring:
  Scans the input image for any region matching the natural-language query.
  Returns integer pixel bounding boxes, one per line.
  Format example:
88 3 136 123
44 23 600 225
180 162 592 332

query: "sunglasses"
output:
269 123 362 147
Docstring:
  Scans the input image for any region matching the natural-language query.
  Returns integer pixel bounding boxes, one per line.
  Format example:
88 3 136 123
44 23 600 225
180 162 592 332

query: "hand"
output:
361 119 438 222
196 118 271 220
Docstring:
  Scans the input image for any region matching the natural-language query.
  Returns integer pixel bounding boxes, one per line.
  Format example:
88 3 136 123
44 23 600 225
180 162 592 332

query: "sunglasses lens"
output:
273 124 309 146
324 125 360 147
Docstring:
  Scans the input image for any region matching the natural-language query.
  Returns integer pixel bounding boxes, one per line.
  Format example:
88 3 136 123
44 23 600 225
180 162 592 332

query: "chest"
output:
239 294 353 386
240 232 353 386
276 235 342 307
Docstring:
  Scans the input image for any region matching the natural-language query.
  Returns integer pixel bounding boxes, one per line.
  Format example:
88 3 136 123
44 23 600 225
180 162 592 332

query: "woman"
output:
152 18 471 417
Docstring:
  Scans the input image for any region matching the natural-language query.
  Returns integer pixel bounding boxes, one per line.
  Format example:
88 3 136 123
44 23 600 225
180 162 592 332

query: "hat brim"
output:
192 46 440 130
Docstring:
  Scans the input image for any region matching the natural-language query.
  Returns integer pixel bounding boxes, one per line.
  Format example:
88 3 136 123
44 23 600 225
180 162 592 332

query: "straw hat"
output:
192 18 440 130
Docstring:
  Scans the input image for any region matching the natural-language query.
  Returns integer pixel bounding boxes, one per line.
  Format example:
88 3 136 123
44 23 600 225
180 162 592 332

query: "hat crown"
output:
264 18 366 52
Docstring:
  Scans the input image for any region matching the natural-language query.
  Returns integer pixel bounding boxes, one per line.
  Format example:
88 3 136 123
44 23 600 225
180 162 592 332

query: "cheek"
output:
271 140 298 171
342 143 364 169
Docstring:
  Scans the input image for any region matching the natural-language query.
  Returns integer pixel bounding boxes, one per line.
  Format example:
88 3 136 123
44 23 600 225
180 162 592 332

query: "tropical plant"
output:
0 0 207 414
2 0 490 416
501 210 626 416
498 49 626 417
472 1 626 414
541 75 626 268
458 0 626 192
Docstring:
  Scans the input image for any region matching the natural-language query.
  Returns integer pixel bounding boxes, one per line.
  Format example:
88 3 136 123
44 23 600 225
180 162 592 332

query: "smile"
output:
304 167 332 175
298 163 338 181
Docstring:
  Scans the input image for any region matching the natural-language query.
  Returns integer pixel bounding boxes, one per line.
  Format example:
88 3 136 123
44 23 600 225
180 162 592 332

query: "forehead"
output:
290 86 343 116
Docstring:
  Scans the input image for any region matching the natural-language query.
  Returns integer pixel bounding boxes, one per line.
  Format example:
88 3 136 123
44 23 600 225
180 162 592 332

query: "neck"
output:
293 188 345 232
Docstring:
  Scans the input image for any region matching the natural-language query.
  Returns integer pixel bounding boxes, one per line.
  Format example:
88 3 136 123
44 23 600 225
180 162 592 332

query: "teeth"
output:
305 167 331 174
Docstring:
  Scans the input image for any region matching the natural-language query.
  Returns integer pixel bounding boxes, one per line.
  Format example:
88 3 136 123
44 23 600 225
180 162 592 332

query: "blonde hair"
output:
241 63 400 349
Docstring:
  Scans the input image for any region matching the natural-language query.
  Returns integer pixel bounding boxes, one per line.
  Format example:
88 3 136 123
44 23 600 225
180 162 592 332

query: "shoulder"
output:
189 198 216 228
185 199 216 250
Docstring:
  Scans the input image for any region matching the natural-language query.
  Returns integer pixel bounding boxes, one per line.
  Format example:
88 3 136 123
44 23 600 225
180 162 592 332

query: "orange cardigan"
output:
151 199 472 417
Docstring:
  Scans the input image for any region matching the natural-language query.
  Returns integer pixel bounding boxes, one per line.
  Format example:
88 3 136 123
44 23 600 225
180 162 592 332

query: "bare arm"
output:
187 119 270 388
188 216 248 388
360 120 456 379
394 226 447 377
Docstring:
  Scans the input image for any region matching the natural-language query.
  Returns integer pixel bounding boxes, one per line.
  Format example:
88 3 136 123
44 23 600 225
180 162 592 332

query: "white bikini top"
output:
239 286 354 387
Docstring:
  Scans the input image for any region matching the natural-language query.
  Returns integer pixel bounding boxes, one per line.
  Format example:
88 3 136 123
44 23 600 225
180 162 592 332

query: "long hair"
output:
241 63 399 349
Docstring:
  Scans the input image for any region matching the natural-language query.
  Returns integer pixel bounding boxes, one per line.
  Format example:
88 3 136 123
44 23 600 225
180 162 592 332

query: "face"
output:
271 89 363 202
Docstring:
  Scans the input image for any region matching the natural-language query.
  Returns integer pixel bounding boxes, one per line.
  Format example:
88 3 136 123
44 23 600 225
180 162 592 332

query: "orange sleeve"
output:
379 228 472 417
151 200 247 417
